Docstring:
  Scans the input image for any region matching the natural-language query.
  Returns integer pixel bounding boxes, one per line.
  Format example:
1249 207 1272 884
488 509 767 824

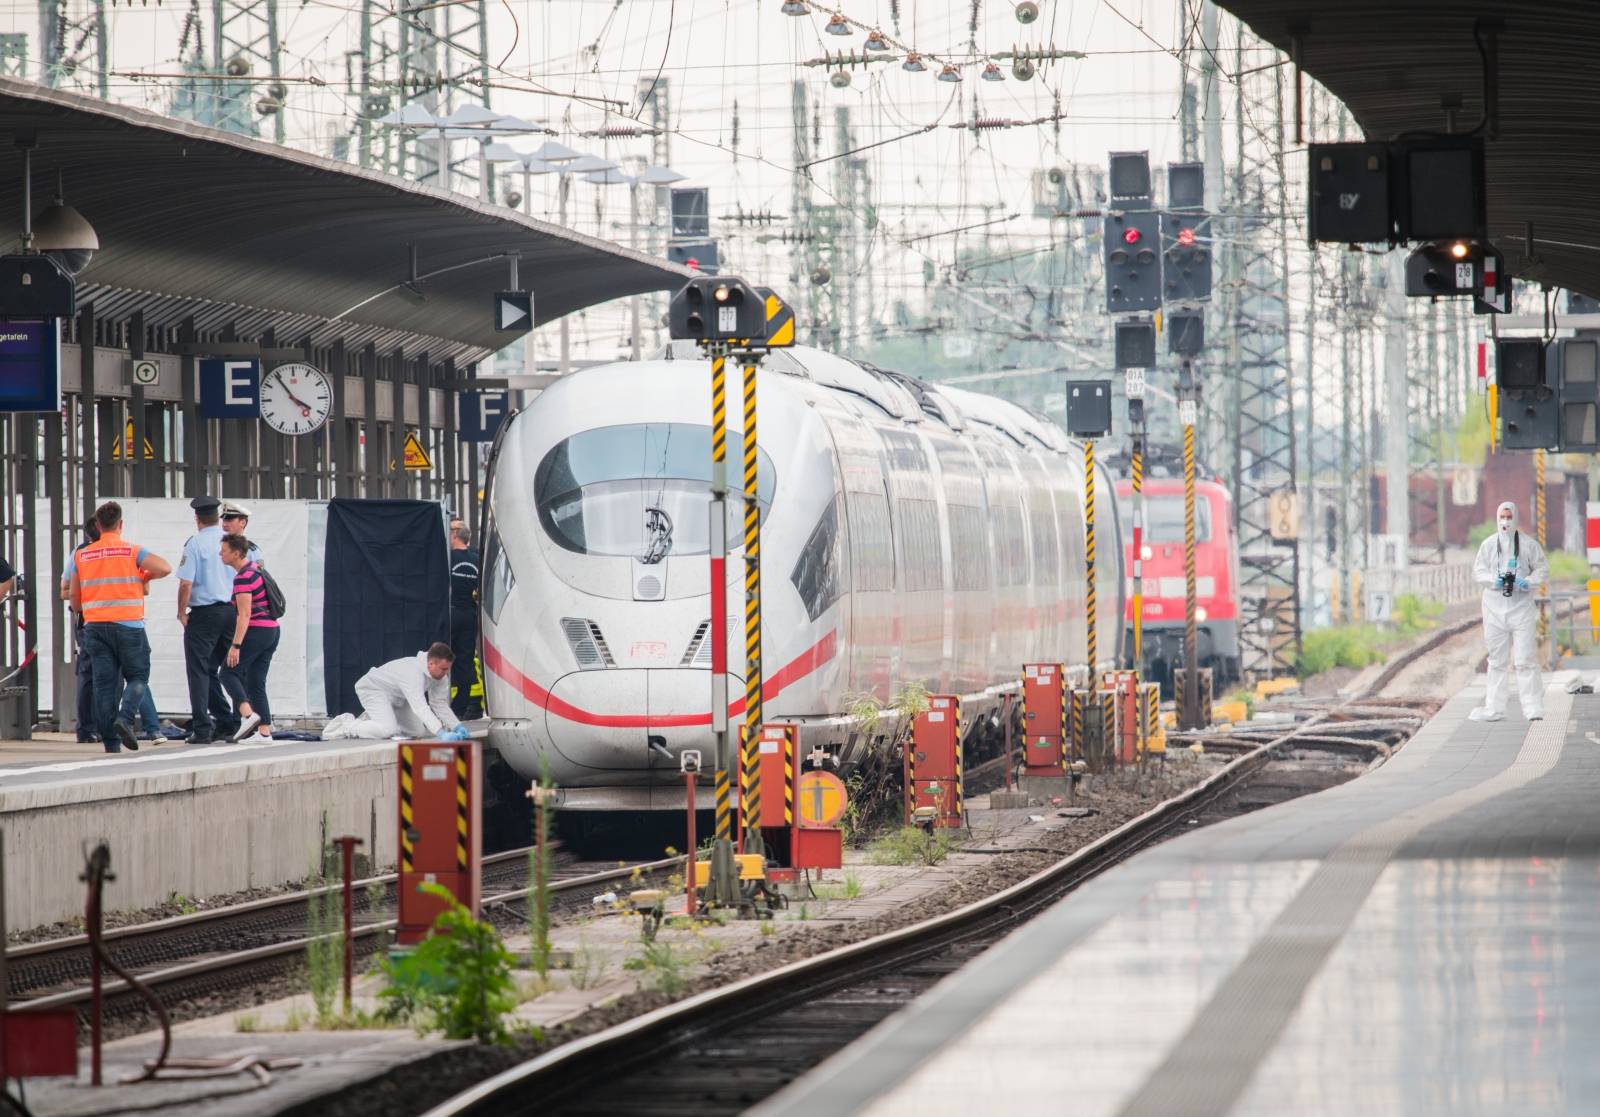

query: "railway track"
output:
8 852 683 1027
1 750 1016 1032
424 698 1414 1117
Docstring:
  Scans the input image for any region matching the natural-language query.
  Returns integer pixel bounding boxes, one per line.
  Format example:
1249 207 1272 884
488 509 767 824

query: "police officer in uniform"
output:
448 520 481 719
177 495 239 743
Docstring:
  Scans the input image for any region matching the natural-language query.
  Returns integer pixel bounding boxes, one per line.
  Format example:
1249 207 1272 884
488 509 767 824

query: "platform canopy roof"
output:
0 76 688 364
1216 1 1600 298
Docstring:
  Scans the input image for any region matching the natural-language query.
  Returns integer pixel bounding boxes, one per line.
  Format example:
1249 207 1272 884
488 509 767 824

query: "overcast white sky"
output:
0 0 1303 361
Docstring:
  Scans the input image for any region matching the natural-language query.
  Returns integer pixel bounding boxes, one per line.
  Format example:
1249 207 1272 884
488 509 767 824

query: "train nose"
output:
543 668 743 772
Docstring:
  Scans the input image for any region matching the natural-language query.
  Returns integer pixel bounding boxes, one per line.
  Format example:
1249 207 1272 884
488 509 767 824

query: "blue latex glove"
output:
1515 577 1531 592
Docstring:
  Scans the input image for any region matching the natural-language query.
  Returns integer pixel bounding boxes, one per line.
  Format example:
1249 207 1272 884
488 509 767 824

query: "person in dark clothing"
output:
62 517 102 742
448 520 482 719
177 495 240 743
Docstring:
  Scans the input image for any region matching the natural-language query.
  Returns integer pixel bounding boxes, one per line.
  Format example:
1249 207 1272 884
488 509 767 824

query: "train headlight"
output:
1140 545 1152 561
1196 606 1208 622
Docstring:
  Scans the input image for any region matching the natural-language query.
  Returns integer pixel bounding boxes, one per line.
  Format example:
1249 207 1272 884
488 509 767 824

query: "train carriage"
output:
1116 474 1241 692
481 345 1124 810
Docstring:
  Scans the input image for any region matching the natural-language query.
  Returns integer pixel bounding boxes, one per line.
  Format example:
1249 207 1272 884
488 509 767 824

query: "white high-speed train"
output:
480 344 1125 811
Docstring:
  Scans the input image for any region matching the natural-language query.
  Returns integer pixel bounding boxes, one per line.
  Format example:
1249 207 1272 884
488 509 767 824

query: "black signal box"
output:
1066 380 1113 438
1168 310 1205 356
1399 137 1486 242
667 275 766 343
1104 210 1162 313
1308 142 1392 244
1114 319 1156 369
1497 338 1546 394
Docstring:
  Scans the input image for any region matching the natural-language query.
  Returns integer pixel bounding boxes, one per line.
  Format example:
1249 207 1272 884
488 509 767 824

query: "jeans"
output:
219 626 278 730
83 623 151 752
449 610 481 718
75 630 159 738
183 603 238 737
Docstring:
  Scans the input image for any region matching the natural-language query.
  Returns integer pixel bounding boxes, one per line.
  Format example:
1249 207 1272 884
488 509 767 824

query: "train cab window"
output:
481 526 515 625
790 494 843 621
1128 495 1212 543
536 423 775 558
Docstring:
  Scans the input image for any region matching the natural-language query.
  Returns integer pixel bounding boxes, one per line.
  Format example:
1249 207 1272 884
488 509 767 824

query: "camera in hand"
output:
1499 570 1517 597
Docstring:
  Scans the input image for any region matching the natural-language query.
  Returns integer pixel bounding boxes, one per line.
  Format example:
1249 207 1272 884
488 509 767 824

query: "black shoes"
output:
113 719 139 751
186 730 216 745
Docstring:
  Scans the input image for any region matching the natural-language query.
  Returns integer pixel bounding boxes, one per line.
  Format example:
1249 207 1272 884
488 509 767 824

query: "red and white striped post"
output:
1586 501 1600 640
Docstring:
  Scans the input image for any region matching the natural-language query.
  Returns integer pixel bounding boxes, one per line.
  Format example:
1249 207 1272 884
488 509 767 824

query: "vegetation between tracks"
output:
379 883 523 1044
1296 593 1443 678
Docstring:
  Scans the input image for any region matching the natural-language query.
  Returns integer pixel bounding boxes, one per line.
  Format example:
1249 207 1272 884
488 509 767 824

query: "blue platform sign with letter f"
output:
458 391 509 442
199 358 261 418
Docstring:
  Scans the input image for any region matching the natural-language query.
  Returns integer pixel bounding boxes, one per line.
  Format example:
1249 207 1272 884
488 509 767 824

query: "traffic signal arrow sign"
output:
495 291 533 333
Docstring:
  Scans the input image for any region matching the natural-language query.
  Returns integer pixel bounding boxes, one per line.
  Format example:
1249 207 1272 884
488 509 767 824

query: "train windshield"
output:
535 423 776 558
1126 495 1212 543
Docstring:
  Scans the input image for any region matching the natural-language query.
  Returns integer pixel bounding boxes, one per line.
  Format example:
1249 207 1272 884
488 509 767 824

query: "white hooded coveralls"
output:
344 652 462 739
1471 502 1546 718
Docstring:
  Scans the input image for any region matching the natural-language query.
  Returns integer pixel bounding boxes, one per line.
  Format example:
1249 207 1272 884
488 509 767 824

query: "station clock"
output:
260 362 333 436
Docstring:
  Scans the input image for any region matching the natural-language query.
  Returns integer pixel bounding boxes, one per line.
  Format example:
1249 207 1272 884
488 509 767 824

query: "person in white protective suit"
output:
1469 501 1547 722
322 642 468 740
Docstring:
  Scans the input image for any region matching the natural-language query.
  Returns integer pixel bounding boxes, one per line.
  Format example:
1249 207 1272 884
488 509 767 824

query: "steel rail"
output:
425 704 1366 1117
9 857 683 1017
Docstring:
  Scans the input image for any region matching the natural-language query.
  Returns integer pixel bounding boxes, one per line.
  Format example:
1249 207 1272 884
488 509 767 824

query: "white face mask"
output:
1499 519 1513 533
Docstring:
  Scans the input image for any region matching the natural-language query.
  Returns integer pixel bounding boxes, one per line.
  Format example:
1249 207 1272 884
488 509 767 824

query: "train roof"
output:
655 341 1074 453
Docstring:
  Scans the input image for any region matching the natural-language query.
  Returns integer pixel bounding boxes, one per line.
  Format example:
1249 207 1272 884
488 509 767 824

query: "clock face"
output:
260 363 333 436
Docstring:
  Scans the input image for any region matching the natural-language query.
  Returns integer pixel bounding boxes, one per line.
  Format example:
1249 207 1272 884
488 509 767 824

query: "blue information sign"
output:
199 358 262 418
458 391 510 443
0 319 60 414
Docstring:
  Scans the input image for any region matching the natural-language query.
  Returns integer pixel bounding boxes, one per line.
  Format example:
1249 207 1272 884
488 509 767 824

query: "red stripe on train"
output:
482 629 838 729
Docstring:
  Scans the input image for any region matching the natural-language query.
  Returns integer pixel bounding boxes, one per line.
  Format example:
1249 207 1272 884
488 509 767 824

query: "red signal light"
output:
1122 227 1141 245
1177 226 1197 247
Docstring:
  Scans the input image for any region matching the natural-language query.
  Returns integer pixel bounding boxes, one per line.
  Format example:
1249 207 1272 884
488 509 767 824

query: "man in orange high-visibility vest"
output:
69 501 173 753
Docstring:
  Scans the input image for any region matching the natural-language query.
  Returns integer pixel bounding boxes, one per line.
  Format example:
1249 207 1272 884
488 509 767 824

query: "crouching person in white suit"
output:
323 642 468 741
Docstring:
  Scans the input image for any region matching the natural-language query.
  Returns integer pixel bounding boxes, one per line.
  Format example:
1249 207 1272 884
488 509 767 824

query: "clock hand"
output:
280 386 314 417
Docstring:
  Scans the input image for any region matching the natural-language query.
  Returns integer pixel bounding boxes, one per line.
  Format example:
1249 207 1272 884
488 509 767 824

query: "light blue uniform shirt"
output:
178 525 234 607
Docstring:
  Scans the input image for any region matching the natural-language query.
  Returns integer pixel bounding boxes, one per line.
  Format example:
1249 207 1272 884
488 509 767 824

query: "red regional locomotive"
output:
1115 473 1240 694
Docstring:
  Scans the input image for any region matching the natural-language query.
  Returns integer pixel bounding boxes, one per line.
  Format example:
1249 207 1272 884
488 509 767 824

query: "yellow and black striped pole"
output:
399 745 415 873
1059 675 1070 778
782 726 795 826
1181 404 1201 729
455 749 469 873
739 356 765 854
1084 438 1098 675
953 698 964 828
708 345 735 846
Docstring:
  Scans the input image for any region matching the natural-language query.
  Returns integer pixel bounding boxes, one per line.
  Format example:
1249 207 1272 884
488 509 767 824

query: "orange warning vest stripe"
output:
77 531 148 623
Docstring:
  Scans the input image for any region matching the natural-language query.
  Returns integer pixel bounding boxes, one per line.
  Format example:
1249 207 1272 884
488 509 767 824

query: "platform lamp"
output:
468 114 547 202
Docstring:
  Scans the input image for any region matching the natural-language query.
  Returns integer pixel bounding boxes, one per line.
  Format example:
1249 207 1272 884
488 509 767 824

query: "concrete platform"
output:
1 733 400 930
757 678 1598 1117
18 1030 465 1117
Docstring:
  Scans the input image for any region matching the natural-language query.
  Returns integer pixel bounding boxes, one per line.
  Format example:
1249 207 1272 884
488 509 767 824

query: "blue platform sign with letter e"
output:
199 358 261 418
458 391 509 442
0 319 60 414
